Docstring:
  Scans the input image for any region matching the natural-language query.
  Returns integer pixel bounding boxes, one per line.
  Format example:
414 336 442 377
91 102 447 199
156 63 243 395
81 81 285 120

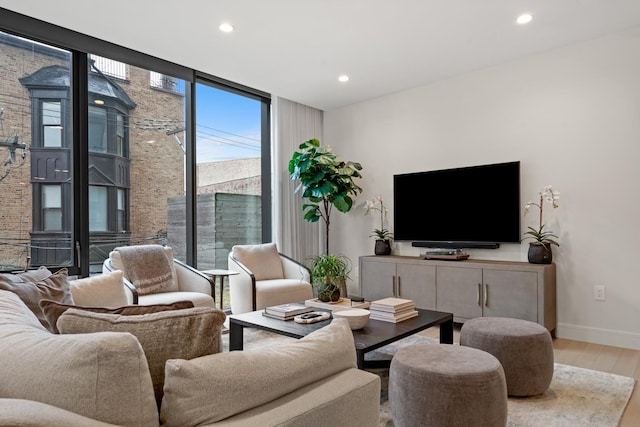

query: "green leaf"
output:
289 138 364 253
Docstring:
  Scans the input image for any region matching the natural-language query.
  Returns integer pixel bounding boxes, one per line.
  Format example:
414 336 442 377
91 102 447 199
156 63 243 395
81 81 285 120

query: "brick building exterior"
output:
1 31 261 272
0 33 185 270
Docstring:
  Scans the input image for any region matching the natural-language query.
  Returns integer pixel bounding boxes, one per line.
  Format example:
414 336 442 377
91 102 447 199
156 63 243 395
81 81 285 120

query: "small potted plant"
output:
364 196 393 255
306 254 351 302
523 185 560 264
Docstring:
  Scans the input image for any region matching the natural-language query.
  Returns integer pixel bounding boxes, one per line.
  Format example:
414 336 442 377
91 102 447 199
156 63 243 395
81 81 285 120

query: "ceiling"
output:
3 0 640 111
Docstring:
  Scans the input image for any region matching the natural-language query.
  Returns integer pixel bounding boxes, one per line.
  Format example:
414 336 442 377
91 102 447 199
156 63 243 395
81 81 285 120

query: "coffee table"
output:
228 307 454 369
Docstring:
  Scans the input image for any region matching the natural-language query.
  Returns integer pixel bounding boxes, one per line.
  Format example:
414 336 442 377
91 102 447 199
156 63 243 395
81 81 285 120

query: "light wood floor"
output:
419 325 640 426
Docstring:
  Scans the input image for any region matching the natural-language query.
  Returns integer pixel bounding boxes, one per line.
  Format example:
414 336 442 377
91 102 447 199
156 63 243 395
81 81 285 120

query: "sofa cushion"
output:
110 246 179 293
69 270 128 308
160 318 357 427
232 242 284 280
0 267 73 332
39 298 194 334
0 290 159 427
57 306 226 407
0 398 122 427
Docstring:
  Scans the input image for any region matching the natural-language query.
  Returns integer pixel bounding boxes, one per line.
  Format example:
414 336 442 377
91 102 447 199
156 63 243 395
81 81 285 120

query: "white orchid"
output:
524 185 560 248
542 185 560 208
364 196 392 240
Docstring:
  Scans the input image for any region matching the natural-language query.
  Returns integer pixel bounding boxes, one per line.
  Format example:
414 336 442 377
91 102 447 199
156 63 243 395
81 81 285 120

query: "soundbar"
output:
411 241 500 249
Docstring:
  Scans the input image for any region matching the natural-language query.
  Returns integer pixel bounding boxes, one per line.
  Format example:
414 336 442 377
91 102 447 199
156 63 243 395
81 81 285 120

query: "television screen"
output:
393 161 520 247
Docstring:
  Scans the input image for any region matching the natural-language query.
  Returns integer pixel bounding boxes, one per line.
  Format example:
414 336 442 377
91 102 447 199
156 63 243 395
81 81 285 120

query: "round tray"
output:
294 311 331 324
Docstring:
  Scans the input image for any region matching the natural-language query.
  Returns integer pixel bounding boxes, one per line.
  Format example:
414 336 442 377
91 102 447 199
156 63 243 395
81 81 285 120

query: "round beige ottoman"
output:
389 344 507 427
460 317 554 396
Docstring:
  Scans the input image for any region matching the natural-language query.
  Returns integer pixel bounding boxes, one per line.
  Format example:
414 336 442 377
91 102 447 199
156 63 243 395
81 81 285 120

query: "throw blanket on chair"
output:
116 245 175 296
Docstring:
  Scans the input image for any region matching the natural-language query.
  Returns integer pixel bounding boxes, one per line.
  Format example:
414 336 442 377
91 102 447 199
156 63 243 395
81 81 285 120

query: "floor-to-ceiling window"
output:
86 54 187 274
193 81 270 309
0 31 74 270
0 9 272 276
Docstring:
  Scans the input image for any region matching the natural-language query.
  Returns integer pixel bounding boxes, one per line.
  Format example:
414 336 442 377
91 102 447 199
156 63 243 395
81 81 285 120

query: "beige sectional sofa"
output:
0 289 380 426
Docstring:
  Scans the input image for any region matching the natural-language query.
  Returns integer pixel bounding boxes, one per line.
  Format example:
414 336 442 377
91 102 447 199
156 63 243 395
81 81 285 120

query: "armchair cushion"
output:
58 306 226 407
232 243 284 280
69 270 127 308
39 298 194 334
131 291 214 308
160 318 356 426
0 267 73 332
110 245 179 293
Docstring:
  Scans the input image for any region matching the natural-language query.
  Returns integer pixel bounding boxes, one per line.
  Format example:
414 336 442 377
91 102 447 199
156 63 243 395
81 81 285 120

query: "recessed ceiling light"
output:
338 75 349 83
219 22 234 33
94 99 104 105
516 13 533 25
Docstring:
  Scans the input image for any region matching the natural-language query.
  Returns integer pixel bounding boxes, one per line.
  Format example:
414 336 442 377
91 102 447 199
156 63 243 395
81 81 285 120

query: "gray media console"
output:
359 255 556 333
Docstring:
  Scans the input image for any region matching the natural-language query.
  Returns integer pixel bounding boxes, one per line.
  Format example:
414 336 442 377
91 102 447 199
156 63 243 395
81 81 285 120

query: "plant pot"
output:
375 239 391 256
333 277 348 298
318 284 341 302
528 242 553 264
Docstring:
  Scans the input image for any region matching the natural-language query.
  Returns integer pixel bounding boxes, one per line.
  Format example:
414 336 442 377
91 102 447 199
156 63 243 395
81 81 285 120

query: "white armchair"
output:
103 245 215 308
228 243 313 314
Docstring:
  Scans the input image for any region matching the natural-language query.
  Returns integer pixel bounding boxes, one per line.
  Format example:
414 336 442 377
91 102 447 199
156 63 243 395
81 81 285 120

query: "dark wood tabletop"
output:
228 307 454 369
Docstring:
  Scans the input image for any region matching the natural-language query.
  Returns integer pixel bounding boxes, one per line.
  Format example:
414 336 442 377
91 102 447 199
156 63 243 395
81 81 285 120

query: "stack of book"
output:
263 303 314 320
369 297 418 323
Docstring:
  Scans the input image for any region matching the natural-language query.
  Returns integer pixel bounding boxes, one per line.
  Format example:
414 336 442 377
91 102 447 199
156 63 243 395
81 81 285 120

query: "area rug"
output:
221 329 636 427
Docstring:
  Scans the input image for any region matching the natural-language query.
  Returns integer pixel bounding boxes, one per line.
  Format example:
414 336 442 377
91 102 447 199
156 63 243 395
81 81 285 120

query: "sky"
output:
195 83 261 163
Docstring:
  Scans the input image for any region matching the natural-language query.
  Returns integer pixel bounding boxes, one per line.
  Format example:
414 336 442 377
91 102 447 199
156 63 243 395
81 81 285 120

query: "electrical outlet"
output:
594 285 606 301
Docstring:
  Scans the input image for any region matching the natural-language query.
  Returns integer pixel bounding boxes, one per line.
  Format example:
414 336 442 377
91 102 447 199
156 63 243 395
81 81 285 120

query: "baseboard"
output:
556 323 640 350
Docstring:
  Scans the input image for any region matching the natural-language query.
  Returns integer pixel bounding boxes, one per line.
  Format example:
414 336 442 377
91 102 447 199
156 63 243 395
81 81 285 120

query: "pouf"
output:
460 317 554 396
389 344 507 427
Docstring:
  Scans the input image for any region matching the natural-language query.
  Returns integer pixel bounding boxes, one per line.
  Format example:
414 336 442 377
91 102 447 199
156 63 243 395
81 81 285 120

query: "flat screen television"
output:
393 161 520 249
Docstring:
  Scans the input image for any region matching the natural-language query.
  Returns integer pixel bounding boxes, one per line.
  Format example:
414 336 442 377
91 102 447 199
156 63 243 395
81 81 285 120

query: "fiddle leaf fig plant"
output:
289 139 363 300
288 138 363 255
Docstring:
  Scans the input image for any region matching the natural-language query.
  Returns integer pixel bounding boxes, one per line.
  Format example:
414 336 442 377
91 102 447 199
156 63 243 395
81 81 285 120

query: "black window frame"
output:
41 183 64 231
41 100 63 148
0 7 272 276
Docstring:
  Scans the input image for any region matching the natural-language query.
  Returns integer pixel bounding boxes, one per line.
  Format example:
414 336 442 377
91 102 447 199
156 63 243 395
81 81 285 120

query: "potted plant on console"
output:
523 185 560 264
364 195 393 255
288 138 363 300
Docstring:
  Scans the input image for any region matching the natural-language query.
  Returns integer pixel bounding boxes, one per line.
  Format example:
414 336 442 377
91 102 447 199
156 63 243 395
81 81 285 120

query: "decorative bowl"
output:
332 308 370 330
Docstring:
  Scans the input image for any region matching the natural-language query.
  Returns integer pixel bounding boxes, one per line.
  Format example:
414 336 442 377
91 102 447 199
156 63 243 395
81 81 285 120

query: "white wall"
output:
324 28 640 350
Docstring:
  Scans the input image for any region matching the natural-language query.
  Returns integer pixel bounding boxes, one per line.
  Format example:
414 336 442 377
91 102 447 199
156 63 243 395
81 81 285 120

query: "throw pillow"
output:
0 265 52 284
160 318 356 426
69 270 127 307
39 299 194 334
232 242 284 280
0 268 73 332
57 306 226 408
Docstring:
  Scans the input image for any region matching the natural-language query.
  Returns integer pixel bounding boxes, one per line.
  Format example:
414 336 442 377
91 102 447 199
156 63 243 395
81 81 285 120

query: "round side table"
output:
201 269 239 311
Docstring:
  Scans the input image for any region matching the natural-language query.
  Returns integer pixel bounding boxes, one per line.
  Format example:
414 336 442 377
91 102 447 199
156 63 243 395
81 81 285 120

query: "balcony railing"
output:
150 72 183 93
89 55 127 80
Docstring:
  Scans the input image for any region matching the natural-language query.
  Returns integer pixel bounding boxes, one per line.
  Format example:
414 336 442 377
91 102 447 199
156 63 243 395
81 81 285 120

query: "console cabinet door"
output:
396 263 436 310
482 269 538 321
360 259 396 302
436 266 482 321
